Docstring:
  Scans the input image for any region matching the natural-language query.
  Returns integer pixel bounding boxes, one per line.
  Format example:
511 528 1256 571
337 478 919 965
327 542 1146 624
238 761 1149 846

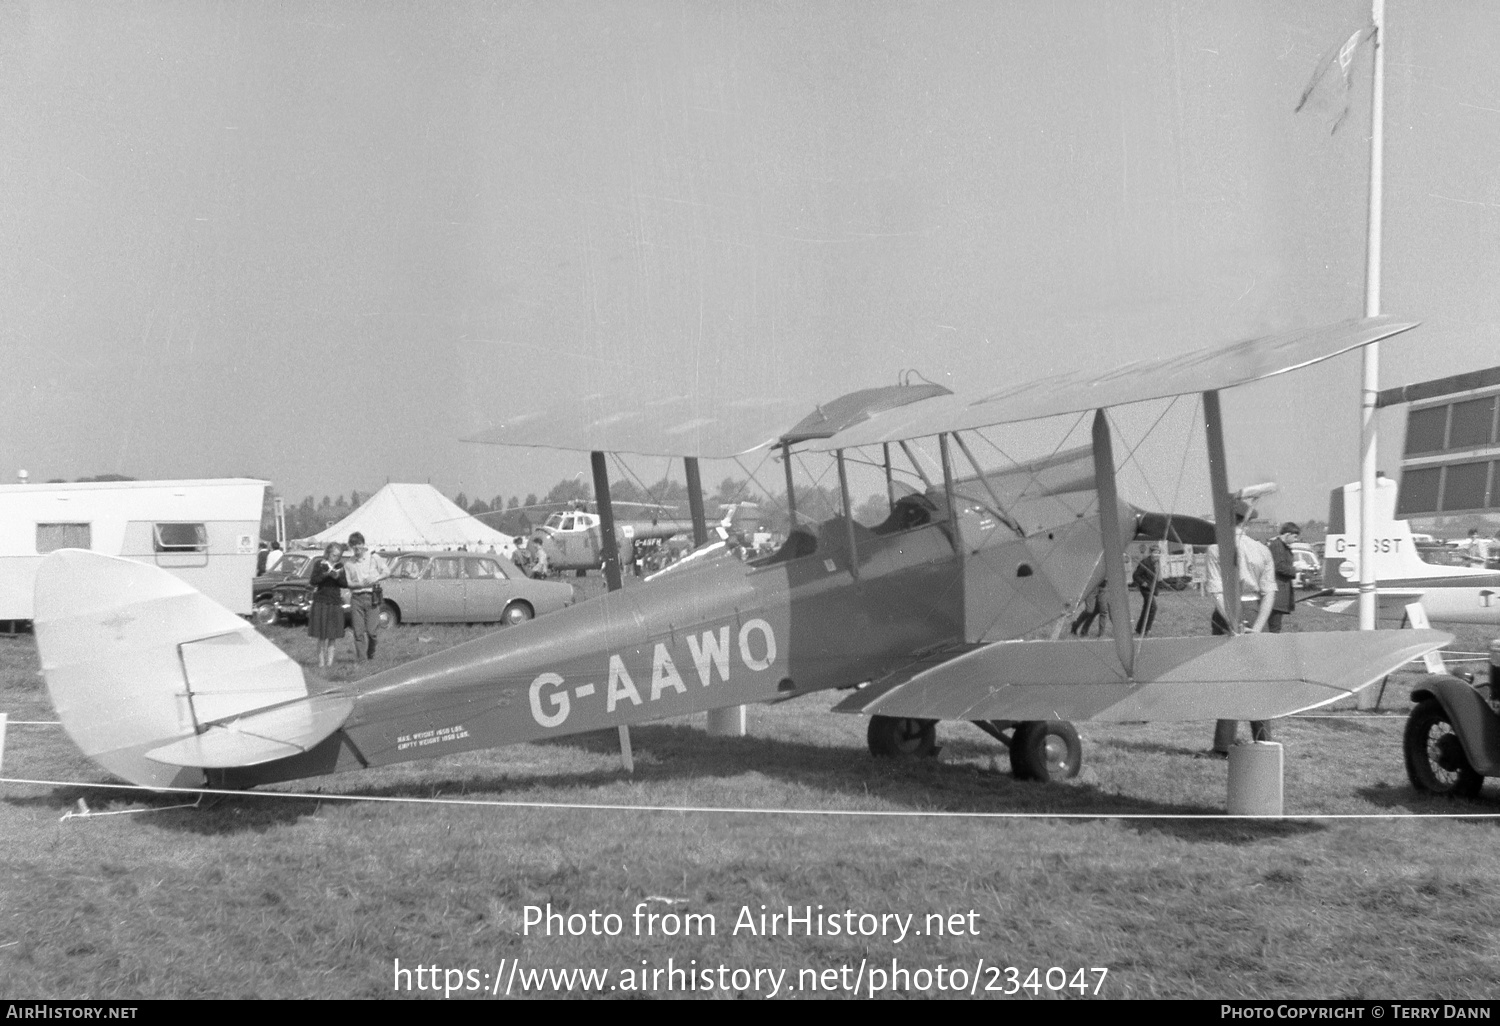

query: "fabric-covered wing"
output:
841 630 1449 723
464 394 809 458
806 317 1417 450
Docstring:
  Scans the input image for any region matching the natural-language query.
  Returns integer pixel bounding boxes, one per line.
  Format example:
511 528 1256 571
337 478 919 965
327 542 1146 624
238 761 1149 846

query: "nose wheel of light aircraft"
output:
867 715 939 758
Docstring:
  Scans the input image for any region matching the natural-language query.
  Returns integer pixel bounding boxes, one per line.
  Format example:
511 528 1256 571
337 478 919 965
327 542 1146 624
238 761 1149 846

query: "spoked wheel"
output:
1010 720 1082 782
867 715 939 758
1404 699 1483 798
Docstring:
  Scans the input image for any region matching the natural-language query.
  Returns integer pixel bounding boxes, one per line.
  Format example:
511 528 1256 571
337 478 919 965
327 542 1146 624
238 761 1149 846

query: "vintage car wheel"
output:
252 599 278 627
1010 720 1082 782
502 601 534 627
379 601 400 630
1404 699 1483 798
867 715 938 758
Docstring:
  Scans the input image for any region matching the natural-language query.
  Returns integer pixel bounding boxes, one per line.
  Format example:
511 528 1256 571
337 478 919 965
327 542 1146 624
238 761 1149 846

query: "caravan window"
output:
36 523 91 553
154 523 208 553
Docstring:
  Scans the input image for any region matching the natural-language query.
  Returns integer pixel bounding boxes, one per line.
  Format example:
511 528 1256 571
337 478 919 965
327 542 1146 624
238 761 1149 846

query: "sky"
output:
3 1 1498 522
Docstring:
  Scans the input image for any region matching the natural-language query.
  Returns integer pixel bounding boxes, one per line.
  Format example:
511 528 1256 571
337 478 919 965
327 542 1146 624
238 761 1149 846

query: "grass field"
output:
2 588 1499 999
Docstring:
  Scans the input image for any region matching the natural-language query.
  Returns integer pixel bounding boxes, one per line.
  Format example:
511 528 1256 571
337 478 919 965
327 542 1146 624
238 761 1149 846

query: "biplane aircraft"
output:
33 316 1450 791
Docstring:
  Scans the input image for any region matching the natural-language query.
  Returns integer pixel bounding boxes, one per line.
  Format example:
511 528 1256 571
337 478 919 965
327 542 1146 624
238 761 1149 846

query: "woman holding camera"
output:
309 542 348 668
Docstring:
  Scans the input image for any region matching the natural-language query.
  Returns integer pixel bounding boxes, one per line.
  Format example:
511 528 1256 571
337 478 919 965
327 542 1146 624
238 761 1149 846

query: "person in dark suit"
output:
309 543 347 669
1267 522 1300 634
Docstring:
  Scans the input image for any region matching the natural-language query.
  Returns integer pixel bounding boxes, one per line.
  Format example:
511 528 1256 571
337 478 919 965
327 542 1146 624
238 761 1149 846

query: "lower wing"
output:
838 631 1449 723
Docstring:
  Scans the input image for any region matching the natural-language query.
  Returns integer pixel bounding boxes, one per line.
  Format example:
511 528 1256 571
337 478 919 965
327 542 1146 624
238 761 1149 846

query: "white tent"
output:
296 484 518 557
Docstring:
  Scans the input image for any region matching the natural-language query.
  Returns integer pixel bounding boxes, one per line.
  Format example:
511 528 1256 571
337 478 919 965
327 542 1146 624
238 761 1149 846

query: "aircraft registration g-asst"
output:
1318 477 1500 626
34 316 1450 792
1319 364 1500 627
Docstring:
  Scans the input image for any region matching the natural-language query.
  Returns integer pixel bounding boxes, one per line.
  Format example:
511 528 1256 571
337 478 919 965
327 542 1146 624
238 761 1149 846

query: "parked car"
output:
378 551 576 626
252 550 319 625
1290 543 1321 590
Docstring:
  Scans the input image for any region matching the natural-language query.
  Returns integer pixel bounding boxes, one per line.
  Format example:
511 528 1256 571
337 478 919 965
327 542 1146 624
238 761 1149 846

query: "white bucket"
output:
1227 741 1284 816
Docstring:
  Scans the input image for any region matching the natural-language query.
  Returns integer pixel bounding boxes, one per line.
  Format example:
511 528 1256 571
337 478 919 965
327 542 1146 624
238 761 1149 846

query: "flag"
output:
1295 25 1377 134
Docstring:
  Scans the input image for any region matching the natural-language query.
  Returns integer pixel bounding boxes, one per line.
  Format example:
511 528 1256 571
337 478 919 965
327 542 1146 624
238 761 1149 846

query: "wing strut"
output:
836 450 860 579
589 451 633 772
1202 391 1240 627
684 457 709 547
938 434 963 555
781 442 797 527
1091 410 1137 676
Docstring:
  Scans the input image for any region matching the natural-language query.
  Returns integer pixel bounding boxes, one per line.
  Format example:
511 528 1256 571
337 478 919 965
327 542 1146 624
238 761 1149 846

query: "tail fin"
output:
1322 485 1348 589
34 550 350 788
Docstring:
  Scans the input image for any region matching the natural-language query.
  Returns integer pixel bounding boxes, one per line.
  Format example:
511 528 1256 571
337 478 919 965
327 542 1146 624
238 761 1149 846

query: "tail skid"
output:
34 550 350 788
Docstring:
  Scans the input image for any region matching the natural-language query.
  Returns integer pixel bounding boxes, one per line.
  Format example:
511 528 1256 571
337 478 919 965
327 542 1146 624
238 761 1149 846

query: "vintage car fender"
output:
1410 675 1500 776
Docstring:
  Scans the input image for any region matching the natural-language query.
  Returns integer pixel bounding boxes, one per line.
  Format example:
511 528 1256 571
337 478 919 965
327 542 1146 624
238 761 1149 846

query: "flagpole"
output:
1357 0 1386 647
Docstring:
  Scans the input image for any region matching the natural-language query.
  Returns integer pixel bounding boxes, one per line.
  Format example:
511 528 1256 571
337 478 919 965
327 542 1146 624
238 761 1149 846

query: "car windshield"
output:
280 554 310 576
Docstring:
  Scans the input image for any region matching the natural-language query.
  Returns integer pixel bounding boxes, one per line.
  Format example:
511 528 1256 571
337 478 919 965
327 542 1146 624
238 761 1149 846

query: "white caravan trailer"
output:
0 478 267 620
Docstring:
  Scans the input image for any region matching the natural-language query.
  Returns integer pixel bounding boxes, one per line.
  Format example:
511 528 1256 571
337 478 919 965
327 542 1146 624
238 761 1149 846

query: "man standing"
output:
1203 499 1278 757
343 531 389 662
1267 522 1300 634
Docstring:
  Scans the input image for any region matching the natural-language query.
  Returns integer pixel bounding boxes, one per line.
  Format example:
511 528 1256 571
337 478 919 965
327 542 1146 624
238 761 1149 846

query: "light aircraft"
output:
527 501 756 574
33 316 1449 792
1317 476 1500 626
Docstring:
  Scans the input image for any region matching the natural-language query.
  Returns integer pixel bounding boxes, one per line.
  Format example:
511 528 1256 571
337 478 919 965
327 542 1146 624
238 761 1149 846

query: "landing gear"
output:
1404 699 1483 798
867 715 938 758
1008 720 1082 782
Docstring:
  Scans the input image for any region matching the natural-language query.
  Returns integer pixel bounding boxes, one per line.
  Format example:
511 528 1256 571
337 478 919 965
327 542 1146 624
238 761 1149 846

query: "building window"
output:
1448 397 1496 450
154 523 208 553
1404 405 1448 455
36 523 91 553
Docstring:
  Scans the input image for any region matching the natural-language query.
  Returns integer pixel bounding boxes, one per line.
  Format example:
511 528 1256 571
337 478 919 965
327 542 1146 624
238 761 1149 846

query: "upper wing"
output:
805 316 1416 450
836 629 1449 723
463 394 809 459
462 317 1414 457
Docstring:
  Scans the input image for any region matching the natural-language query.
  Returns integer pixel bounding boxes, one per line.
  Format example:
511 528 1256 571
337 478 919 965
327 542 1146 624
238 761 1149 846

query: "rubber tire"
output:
378 601 400 630
252 600 278 627
867 715 938 758
502 601 534 627
1404 699 1483 798
1010 720 1083 782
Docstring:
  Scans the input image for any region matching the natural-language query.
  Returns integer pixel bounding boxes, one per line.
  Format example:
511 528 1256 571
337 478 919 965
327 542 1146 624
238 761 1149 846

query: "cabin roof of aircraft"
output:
464 316 1414 459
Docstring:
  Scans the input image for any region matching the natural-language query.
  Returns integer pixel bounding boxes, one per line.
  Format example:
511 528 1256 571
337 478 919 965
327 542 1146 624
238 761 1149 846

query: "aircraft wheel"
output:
378 601 400 630
1404 700 1483 798
867 715 938 758
502 601 534 627
1010 721 1082 782
252 599 278 627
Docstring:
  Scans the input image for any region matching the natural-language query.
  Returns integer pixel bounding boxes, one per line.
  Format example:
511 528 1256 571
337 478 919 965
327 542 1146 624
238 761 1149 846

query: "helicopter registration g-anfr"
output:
33 317 1449 792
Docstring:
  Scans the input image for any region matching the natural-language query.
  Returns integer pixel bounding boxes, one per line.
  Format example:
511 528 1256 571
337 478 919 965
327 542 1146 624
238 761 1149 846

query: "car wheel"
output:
379 601 400 629
867 715 938 758
1404 699 1483 798
252 599 278 627
1010 720 1082 782
502 601 534 626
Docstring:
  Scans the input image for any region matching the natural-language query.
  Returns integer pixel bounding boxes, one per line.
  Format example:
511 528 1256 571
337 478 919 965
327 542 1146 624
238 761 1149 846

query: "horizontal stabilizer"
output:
853 630 1450 723
146 693 354 768
34 549 323 788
